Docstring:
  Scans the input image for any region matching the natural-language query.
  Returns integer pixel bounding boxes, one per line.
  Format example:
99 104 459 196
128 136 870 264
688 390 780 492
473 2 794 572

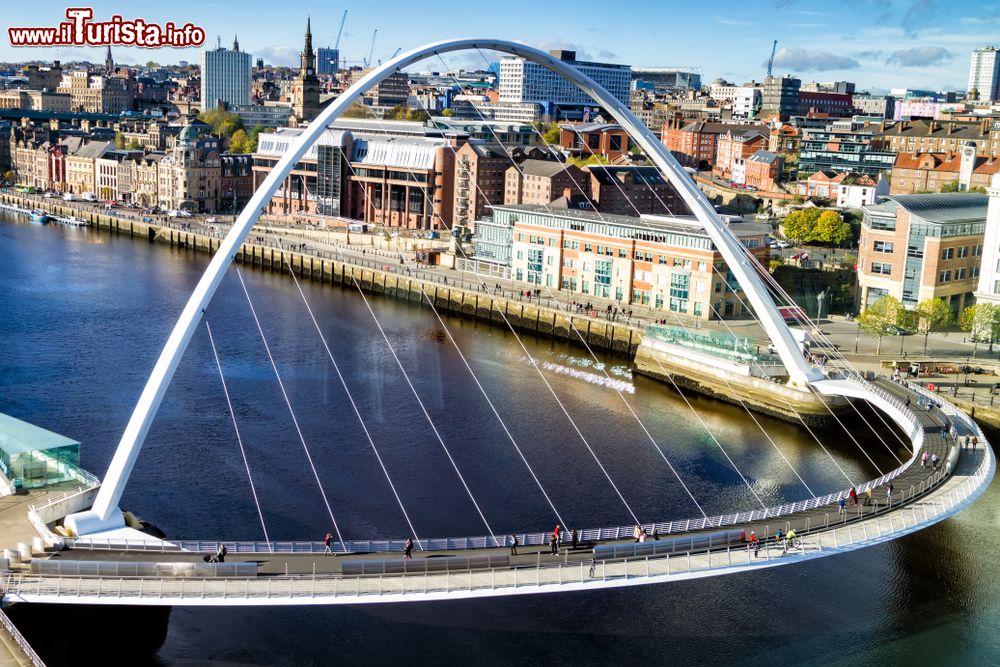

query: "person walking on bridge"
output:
849 487 858 506
864 487 873 506
748 531 759 558
323 532 333 556
510 533 519 556
403 537 413 560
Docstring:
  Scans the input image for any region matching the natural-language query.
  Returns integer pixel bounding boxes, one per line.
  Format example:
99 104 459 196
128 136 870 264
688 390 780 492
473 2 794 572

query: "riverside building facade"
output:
478 204 768 319
858 193 988 315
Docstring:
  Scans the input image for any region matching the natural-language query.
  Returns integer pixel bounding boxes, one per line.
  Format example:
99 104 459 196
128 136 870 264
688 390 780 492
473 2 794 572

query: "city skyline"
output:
3 0 998 91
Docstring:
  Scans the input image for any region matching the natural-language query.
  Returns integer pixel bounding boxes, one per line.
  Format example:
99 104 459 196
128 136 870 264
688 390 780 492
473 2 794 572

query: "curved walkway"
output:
2 377 992 606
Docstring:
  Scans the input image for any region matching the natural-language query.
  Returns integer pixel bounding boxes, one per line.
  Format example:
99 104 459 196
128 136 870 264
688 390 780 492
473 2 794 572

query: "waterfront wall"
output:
634 337 850 426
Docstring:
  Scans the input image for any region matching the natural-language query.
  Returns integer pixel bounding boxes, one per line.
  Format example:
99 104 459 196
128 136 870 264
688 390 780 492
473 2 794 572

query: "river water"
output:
0 216 997 665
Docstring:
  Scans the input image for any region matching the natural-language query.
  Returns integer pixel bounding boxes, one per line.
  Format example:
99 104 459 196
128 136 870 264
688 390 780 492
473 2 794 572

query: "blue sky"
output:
2 0 997 91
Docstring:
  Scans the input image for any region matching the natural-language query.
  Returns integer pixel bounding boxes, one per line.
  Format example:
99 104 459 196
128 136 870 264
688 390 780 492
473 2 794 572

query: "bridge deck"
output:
2 376 991 605
43 380 957 574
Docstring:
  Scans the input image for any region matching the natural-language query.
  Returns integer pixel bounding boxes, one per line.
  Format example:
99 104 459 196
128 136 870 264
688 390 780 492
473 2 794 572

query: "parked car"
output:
775 240 791 249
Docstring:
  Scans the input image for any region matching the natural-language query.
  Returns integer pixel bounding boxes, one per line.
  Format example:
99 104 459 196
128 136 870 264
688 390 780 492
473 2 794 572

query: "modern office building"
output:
498 50 631 118
760 75 801 119
967 47 1000 102
478 204 768 319
200 37 252 111
798 125 896 176
858 193 987 313
631 67 702 93
317 47 339 76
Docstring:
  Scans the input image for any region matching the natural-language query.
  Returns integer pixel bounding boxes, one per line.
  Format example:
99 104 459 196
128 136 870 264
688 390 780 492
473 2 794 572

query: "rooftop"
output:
0 413 79 456
493 203 768 237
886 193 989 223
518 159 580 178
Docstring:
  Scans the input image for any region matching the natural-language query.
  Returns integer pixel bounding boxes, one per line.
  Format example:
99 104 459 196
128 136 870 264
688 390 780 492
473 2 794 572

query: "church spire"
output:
233 34 239 52
104 45 113 72
300 17 315 74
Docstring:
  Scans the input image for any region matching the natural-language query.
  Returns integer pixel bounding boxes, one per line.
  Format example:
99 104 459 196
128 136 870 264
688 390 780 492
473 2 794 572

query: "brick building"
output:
858 193 987 314
713 129 768 180
661 120 763 170
890 143 1000 194
878 119 1000 158
558 123 633 162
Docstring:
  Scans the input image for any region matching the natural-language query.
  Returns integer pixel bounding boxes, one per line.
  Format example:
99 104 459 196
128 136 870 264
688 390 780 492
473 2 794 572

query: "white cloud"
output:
256 46 298 67
770 47 860 72
885 46 953 67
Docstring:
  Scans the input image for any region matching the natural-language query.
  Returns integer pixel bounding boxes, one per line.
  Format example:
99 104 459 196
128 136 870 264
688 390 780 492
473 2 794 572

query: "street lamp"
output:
854 322 861 354
816 289 826 325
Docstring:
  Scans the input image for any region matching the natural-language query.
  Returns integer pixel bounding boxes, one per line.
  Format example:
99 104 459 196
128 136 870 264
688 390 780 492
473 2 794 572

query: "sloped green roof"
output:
0 413 79 455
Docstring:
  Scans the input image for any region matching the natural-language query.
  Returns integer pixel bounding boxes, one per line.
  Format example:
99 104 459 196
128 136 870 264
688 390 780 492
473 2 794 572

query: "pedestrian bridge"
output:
6 378 990 606
6 38 993 606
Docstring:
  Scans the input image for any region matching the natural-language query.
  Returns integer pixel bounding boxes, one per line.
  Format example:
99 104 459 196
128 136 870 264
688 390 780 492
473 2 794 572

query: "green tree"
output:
567 154 612 168
959 303 1000 357
940 180 961 193
247 125 263 153
769 258 784 272
782 208 822 243
342 102 369 118
858 295 903 355
228 128 251 153
914 297 953 353
114 131 126 149
814 210 852 245
542 122 561 144
126 139 141 150
441 108 455 117
198 107 244 140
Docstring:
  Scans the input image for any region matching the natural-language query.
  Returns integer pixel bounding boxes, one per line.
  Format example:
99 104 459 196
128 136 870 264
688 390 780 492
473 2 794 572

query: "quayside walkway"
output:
0 377 991 606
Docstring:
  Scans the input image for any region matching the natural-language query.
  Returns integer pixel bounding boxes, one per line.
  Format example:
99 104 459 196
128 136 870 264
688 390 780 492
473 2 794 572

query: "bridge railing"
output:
5 454 993 604
62 376 943 560
0 609 45 666
67 376 927 556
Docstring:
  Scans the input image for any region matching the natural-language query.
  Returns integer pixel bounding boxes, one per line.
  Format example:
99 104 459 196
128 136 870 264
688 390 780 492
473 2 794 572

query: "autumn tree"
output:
914 297 953 353
858 294 903 355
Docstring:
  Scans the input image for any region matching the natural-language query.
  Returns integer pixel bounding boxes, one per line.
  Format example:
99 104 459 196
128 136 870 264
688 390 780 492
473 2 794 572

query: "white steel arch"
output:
65 38 822 537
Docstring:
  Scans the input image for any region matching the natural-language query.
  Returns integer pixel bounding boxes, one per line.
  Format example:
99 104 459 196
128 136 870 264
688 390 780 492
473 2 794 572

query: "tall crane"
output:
364 29 378 68
766 39 778 78
333 10 347 50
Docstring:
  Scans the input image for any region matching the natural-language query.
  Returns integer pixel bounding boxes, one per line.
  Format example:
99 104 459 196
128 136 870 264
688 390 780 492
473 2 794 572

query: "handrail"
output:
0 609 46 666
69 376 928 555
6 452 992 604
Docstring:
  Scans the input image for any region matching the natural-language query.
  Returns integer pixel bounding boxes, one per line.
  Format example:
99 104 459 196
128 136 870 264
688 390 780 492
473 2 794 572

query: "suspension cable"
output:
235 267 346 550
256 222 426 550
353 73 644 526
346 273 501 546
452 50 773 508
408 84 715 514
204 320 273 550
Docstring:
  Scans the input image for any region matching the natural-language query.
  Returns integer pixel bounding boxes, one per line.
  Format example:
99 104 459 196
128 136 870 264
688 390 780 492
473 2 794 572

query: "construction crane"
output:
333 10 347 50
364 29 378 68
766 39 778 77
